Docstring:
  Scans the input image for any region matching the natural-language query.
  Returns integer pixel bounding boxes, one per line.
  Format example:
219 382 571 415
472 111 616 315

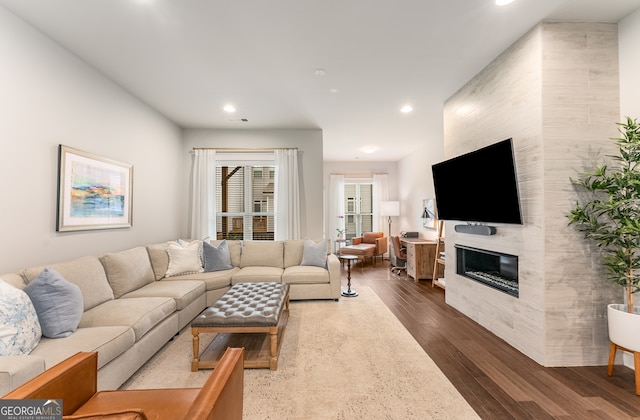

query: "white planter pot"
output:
608 303 640 351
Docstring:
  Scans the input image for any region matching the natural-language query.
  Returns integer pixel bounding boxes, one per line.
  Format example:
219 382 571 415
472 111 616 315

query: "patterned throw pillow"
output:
0 279 41 356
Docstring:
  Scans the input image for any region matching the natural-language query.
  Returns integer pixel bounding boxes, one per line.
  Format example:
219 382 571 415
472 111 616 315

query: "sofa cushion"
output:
100 247 155 299
0 273 26 290
24 268 83 338
300 239 328 268
283 240 305 268
79 298 176 341
209 240 241 267
282 265 330 285
163 269 236 291
231 267 283 284
30 326 134 370
121 280 205 311
202 240 233 272
0 279 41 356
240 241 284 268
165 242 204 277
23 257 114 312
146 242 171 280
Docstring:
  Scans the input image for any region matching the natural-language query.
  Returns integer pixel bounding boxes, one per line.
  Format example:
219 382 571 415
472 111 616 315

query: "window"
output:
344 183 373 240
216 164 275 240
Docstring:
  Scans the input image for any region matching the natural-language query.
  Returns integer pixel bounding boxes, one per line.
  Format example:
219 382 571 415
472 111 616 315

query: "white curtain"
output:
274 149 300 240
189 150 217 239
372 173 389 233
329 174 345 241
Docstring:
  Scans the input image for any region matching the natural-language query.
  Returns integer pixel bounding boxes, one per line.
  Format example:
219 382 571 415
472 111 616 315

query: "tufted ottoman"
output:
191 282 290 371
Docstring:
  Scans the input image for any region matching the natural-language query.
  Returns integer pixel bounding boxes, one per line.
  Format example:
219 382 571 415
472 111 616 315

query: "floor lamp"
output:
380 201 400 240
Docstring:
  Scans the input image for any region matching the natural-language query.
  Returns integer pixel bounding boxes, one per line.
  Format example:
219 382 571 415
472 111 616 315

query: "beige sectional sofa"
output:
0 238 340 395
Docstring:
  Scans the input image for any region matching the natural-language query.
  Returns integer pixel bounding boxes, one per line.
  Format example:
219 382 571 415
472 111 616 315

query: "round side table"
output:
339 255 359 297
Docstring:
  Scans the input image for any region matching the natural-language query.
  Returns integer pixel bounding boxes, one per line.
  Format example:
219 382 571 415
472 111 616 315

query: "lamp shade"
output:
380 201 400 217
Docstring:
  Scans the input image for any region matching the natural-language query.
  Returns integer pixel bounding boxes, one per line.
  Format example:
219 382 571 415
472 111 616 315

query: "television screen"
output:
431 138 522 225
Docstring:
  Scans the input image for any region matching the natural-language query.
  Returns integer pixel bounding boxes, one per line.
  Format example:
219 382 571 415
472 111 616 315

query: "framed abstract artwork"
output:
57 145 133 232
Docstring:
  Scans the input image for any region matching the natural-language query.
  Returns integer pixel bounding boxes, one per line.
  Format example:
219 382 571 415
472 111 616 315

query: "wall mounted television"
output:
431 138 522 227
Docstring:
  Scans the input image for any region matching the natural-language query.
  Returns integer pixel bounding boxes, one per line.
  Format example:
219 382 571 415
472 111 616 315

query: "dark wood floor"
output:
342 260 640 419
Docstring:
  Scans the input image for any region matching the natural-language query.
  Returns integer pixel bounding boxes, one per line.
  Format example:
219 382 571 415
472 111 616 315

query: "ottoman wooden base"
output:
193 307 289 371
191 282 290 371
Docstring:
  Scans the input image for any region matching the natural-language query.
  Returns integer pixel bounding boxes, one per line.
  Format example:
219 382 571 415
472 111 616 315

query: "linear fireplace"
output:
455 245 519 297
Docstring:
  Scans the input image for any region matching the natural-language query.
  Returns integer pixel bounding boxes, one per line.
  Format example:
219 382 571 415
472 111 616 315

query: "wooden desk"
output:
400 238 441 282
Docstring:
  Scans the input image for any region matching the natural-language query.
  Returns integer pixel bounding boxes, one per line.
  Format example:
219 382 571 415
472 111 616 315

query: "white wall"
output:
0 7 183 274
397 137 444 242
618 5 640 370
182 129 324 240
620 8 640 119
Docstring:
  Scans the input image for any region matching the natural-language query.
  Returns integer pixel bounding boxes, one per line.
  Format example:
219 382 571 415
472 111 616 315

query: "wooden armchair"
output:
2 347 244 420
351 232 388 262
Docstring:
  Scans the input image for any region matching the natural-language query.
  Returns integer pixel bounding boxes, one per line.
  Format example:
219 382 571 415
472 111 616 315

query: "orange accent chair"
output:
2 347 244 420
340 232 388 266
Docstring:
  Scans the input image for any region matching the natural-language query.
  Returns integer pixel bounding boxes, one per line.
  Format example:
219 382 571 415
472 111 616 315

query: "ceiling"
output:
2 0 639 161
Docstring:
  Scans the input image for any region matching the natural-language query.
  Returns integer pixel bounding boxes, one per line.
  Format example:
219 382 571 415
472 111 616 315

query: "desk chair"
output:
390 236 407 275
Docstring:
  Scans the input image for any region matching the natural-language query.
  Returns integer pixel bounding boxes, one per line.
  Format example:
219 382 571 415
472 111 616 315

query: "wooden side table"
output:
339 255 359 297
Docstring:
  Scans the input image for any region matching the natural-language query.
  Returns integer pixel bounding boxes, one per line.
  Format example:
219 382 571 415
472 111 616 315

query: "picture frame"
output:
57 145 133 232
422 198 437 229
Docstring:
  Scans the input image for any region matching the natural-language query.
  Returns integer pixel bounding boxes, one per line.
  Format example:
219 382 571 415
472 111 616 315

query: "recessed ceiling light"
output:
314 68 326 77
363 147 377 154
400 105 413 113
223 104 236 113
496 0 514 5
330 88 338 94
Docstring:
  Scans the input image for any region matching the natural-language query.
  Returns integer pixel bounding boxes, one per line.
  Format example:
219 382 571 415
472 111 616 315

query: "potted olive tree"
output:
567 117 640 391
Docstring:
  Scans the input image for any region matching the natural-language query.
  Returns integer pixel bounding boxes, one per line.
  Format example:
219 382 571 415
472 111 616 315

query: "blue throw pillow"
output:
301 239 328 268
203 240 233 272
24 268 83 338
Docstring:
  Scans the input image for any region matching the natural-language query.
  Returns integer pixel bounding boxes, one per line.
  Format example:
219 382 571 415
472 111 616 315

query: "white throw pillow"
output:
178 239 204 266
165 241 204 277
0 279 41 356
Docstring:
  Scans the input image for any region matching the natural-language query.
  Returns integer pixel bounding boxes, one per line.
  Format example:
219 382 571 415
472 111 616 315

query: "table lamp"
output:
380 201 400 239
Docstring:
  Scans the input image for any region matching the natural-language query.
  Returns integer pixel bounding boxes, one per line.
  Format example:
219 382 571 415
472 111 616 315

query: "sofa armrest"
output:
327 254 341 299
0 355 46 397
2 352 97 416
375 236 388 255
351 237 363 245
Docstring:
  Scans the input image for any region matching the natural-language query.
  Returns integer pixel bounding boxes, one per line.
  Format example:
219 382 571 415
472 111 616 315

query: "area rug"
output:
121 287 479 419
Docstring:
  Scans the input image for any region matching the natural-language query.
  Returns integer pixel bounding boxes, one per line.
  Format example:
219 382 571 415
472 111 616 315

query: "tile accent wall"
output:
443 22 621 366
